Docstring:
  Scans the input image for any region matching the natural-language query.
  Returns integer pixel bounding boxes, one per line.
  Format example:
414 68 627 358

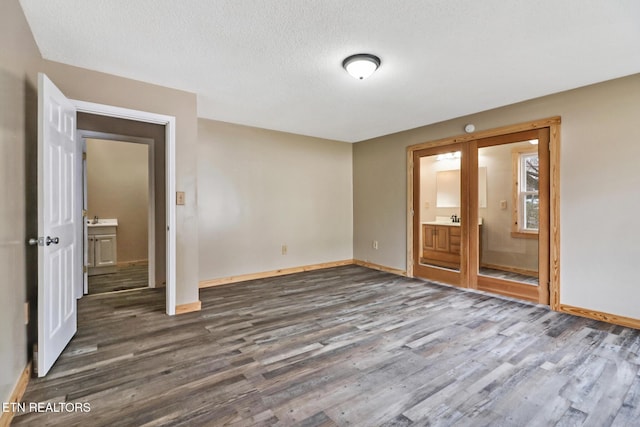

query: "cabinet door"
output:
87 236 95 267
423 224 437 250
435 226 449 252
95 234 117 267
449 227 461 254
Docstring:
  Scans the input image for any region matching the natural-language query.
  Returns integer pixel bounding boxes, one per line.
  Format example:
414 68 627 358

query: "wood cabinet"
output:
421 224 479 270
88 225 117 276
421 224 460 269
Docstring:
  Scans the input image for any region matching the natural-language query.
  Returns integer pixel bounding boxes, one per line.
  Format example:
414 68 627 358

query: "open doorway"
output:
81 133 155 295
77 112 169 297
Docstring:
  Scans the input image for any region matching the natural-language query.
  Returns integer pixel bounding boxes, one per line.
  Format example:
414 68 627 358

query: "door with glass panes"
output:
413 128 550 304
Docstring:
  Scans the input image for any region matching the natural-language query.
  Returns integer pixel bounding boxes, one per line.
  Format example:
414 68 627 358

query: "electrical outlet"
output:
282 244 287 255
424 202 430 209
373 240 378 250
500 200 507 210
176 191 185 205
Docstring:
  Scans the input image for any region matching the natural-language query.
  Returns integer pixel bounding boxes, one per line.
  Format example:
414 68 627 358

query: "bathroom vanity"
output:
87 219 118 275
420 217 482 269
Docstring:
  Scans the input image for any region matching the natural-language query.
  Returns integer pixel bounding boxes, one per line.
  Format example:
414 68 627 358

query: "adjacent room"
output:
2 0 640 425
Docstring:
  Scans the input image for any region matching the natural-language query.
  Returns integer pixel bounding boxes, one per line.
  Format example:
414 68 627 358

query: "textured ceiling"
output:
19 0 640 142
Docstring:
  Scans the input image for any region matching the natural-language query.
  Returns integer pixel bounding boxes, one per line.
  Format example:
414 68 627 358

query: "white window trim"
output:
512 147 539 239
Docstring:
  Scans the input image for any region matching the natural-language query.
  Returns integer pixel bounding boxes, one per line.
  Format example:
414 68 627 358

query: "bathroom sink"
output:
421 217 483 226
422 220 461 226
87 218 118 227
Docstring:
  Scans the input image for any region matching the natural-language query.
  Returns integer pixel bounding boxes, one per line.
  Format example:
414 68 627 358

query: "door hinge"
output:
83 265 88 273
82 209 87 218
82 152 87 160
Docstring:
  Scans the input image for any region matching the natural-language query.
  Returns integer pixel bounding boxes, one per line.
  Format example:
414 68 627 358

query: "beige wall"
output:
354 73 640 319
198 119 353 281
87 139 149 263
0 0 39 407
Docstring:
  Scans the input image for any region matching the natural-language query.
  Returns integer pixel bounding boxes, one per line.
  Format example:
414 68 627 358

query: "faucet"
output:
92 215 99 224
450 214 460 223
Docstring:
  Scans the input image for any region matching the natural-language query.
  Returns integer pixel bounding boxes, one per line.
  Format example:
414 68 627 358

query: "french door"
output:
412 143 467 286
412 128 551 304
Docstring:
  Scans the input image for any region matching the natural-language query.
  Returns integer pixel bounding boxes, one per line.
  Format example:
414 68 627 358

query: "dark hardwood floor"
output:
14 265 640 426
88 264 149 294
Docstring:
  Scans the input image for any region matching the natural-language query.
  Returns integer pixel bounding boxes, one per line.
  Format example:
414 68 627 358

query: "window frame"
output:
511 146 539 239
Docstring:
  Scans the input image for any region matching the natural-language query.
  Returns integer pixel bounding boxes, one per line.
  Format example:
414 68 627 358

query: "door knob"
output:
46 236 60 246
28 237 42 246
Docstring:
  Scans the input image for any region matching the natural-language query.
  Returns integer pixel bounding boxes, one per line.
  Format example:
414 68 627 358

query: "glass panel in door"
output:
477 141 539 285
418 151 461 272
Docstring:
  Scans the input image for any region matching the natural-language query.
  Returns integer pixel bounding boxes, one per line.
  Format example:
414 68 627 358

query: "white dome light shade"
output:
342 54 381 80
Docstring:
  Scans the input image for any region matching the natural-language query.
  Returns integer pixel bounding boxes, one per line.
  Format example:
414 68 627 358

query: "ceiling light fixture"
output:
342 54 381 80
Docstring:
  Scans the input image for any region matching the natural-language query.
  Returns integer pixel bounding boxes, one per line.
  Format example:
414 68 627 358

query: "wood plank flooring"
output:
14 265 640 426
89 264 149 294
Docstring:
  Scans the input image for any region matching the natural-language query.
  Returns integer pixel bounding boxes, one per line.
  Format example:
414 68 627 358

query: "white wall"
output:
198 119 353 281
354 73 640 320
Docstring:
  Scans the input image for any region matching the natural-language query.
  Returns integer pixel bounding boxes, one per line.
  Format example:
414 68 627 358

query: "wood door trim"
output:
537 128 551 305
406 117 561 308
549 123 561 311
477 277 539 303
407 117 560 151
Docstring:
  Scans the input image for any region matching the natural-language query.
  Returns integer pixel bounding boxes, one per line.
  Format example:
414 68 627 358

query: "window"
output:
512 146 539 238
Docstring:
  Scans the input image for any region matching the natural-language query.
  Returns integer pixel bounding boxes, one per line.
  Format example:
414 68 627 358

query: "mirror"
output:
436 170 459 207
436 167 487 208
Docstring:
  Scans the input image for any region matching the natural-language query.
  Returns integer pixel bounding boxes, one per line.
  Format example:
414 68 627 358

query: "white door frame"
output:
73 100 177 315
79 131 156 293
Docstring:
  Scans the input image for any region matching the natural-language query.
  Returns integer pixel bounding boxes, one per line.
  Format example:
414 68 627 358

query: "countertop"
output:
87 218 118 227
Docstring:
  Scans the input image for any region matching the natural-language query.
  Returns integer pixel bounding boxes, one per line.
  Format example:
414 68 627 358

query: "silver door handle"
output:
46 236 60 246
28 237 43 246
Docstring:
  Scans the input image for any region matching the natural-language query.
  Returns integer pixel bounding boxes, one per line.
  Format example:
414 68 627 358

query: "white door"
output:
34 73 79 377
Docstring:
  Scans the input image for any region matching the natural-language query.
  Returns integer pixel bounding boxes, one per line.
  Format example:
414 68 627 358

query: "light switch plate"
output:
176 191 185 205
